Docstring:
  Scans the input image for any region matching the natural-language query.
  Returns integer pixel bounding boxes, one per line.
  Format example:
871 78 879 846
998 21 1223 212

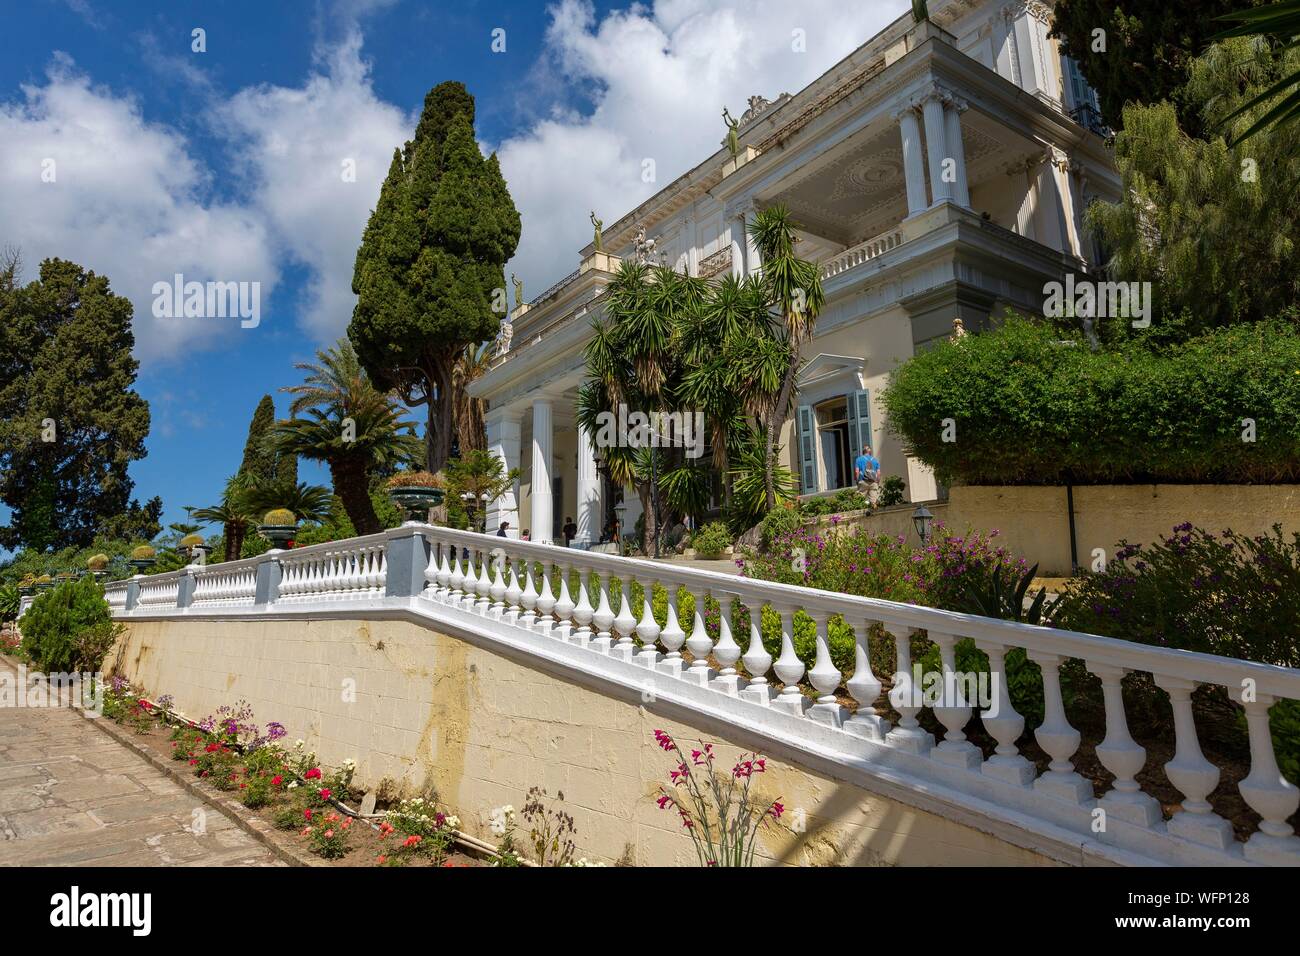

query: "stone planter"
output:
389 486 445 523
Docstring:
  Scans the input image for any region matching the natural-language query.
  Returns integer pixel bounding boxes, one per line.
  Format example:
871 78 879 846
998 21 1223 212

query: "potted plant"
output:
258 509 299 550
18 575 36 597
387 471 446 523
128 546 156 573
86 554 110 580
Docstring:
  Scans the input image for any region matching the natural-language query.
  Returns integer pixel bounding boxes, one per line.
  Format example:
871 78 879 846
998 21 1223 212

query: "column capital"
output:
913 83 968 114
1001 0 1051 24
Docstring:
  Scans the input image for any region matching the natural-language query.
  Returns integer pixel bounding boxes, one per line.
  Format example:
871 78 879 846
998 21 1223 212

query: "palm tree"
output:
748 205 825 510
453 342 491 455
241 479 333 524
274 340 423 535
192 473 256 562
1214 2 1300 145
446 448 520 531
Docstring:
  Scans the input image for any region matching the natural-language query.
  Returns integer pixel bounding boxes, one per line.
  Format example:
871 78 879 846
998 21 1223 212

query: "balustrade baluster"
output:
807 611 847 727
519 559 539 627
844 620 889 741
684 589 716 688
658 585 686 678
475 548 493 614
535 561 557 634
435 543 453 602
635 580 661 669
448 548 466 606
489 548 508 619
1025 651 1091 803
739 599 776 706
1239 694 1300 864
503 556 523 625
885 624 932 753
1088 663 1160 826
710 597 744 696
976 641 1032 785
1154 676 1234 850
771 606 808 716
930 632 980 769
553 564 575 639
611 576 637 661
590 572 615 654
570 568 594 646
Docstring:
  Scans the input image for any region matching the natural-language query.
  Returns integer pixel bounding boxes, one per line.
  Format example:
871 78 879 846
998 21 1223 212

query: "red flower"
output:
304 768 322 780
271 775 283 787
653 729 676 752
403 835 422 848
319 788 332 800
304 808 313 821
769 801 784 819
138 699 153 711
656 795 672 810
377 855 387 864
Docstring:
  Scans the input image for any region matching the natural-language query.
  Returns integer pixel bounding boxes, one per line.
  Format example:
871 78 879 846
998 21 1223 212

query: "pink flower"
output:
770 801 785 819
653 730 676 752
656 795 672 809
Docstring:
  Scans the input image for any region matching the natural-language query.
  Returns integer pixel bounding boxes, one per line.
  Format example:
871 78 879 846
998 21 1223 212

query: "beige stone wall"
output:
824 484 1300 576
110 616 1057 867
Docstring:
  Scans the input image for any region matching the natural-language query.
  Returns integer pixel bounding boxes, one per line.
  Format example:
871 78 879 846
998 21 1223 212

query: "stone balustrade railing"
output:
821 228 905 279
191 558 259 608
104 580 129 611
109 524 1300 866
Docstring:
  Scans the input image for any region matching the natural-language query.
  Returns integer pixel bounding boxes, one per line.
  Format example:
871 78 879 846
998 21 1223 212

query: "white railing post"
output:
683 588 716 688
635 579 662 669
930 632 980 770
591 571 615 654
1154 675 1234 850
534 560 556 634
611 575 637 662
977 641 1033 786
844 620 889 741
658 584 687 678
553 563 576 639
1088 663 1161 827
739 598 776 706
807 611 847 728
571 567 594 646
1239 695 1300 864
772 605 808 716
711 596 744 697
885 624 933 753
1026 651 1091 804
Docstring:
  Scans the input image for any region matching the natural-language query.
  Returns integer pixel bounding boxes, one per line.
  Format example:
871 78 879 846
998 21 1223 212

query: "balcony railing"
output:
821 228 905 279
109 524 1300 866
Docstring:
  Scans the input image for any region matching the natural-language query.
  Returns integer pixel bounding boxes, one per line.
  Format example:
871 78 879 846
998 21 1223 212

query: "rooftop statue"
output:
590 210 604 252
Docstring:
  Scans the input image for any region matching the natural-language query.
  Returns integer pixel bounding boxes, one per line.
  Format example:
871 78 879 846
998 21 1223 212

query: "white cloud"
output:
217 29 413 342
0 54 279 362
495 0 910 296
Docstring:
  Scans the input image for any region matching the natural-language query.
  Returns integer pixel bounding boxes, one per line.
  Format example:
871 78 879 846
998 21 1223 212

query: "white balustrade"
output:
192 563 257 607
112 521 1300 866
821 228 903 279
104 581 129 610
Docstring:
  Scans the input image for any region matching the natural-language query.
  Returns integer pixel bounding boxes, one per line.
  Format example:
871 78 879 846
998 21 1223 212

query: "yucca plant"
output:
1214 2 1300 144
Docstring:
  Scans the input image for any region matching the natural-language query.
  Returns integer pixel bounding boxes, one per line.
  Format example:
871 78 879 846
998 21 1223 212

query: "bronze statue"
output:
590 211 604 252
723 107 740 160
511 273 524 307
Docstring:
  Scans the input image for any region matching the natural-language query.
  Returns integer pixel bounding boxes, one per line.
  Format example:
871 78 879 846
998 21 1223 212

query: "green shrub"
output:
0 584 18 623
691 521 732 557
882 316 1300 485
757 507 802 551
878 474 906 507
19 576 111 671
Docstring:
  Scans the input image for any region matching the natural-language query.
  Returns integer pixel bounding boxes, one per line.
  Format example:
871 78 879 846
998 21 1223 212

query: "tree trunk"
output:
423 353 456 474
637 481 657 556
331 456 380 535
763 350 801 511
223 521 238 562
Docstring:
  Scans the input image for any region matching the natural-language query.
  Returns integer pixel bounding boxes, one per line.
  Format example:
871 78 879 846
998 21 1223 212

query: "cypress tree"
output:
238 395 278 482
350 81 520 472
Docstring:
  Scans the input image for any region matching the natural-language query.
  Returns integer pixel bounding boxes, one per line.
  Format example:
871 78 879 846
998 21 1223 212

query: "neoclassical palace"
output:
471 0 1116 546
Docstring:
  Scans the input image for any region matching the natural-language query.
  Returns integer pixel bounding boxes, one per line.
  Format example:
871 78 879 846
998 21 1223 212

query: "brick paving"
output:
0 677 282 867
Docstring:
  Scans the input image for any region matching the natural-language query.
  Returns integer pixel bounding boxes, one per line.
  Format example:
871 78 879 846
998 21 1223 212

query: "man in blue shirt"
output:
854 444 880 502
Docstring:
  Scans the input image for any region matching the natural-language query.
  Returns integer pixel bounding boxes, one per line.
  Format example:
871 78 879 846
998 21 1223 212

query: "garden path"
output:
0 663 281 867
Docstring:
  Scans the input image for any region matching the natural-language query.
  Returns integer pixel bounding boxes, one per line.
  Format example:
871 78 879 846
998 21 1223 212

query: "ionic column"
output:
1033 147 1072 254
530 399 554 544
740 203 762 277
921 93 951 205
576 423 601 549
485 409 521 536
942 98 971 208
895 105 929 216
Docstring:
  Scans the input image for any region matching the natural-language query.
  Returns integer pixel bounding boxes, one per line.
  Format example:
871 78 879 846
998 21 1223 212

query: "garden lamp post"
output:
461 492 478 532
911 505 934 546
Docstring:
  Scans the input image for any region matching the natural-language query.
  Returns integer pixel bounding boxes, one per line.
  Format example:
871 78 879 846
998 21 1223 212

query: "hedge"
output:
880 317 1300 485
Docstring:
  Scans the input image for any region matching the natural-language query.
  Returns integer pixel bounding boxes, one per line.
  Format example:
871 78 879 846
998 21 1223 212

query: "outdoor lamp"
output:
911 505 934 545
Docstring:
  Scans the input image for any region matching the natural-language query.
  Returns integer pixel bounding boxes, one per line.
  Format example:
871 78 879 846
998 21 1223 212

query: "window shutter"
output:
796 405 818 493
847 389 872 458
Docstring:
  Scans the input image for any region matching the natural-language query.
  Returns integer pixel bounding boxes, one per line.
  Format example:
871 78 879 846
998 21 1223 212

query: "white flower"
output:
444 815 460 830
294 739 305 750
287 781 299 790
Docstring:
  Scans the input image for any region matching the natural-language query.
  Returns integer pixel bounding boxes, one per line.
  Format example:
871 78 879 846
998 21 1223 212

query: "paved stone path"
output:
0 696 282 867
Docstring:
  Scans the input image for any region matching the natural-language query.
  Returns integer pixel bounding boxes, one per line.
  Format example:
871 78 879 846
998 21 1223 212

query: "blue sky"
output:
0 0 907 544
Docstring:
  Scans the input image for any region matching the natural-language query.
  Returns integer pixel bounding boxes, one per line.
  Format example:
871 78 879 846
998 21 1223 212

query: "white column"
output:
576 424 601 548
921 93 951 206
1011 3 1050 99
530 400 554 544
685 216 700 277
1033 147 1071 254
485 410 521 536
942 99 971 208
896 106 929 216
